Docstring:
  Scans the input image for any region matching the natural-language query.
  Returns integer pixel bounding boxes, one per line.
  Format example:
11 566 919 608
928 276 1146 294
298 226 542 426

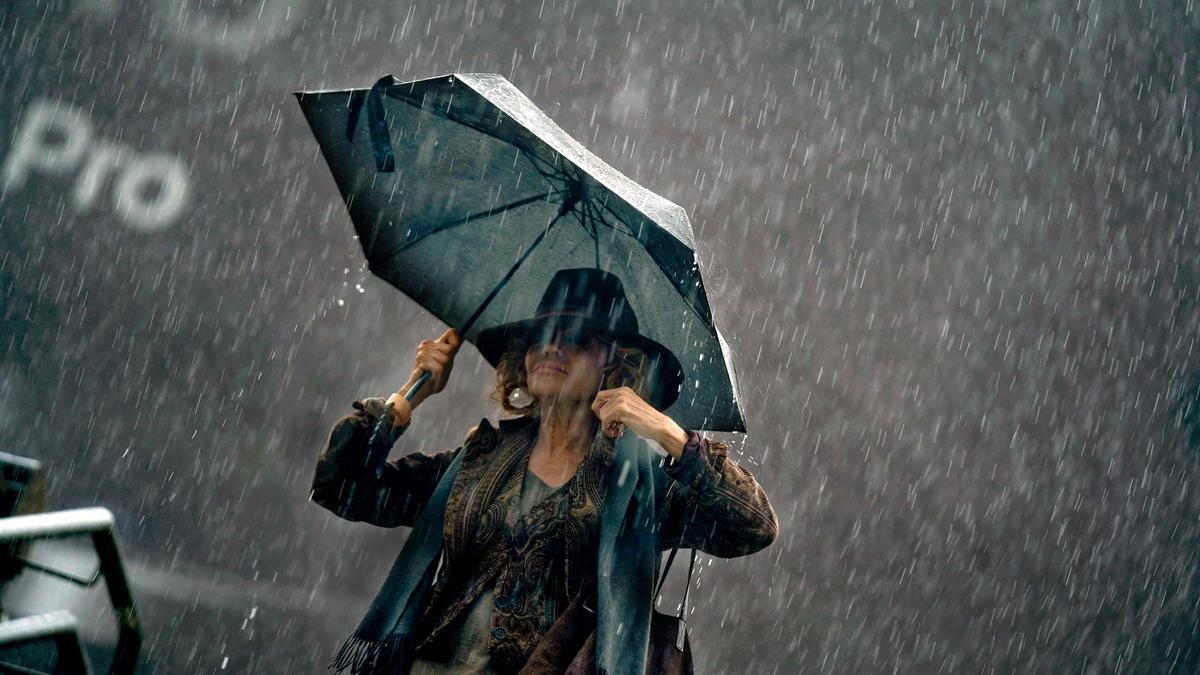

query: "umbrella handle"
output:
361 370 434 481
404 370 433 401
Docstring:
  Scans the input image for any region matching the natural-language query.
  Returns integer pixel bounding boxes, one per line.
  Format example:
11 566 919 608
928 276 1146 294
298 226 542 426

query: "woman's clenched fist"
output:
385 328 462 427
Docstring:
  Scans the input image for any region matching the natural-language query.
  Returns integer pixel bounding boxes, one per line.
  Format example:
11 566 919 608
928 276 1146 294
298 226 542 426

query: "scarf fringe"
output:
330 632 411 674
330 634 380 674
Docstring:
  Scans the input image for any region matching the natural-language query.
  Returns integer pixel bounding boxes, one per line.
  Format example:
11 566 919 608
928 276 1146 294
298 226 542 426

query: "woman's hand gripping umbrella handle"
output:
362 329 463 480
357 208 563 481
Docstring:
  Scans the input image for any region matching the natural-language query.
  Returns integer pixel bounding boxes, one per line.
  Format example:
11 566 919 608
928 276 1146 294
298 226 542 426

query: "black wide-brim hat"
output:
475 268 685 411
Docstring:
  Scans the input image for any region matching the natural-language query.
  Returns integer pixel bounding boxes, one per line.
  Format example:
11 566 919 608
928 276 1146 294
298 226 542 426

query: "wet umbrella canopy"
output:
295 73 745 432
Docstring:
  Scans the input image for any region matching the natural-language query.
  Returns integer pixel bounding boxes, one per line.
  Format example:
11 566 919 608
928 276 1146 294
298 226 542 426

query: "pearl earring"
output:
508 386 535 408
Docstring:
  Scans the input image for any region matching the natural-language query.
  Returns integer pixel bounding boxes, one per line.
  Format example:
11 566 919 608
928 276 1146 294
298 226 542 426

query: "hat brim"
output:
475 315 684 412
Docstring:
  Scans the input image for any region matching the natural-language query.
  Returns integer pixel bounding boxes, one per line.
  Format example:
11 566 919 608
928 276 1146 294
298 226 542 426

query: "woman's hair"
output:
489 332 652 417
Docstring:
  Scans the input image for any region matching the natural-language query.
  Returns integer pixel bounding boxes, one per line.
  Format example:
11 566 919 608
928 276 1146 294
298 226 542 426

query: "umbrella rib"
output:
580 201 602 268
591 205 604 268
378 189 562 259
526 152 569 180
380 88 613 263
524 153 577 193
460 205 573 335
585 200 640 240
596 200 714 326
383 89 569 176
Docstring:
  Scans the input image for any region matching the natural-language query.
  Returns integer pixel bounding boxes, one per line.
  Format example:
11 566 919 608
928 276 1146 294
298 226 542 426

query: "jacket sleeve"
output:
656 432 779 558
310 396 463 528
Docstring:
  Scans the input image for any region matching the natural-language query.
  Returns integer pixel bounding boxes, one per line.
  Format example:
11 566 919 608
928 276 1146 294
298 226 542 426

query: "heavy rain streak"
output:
0 1 1197 673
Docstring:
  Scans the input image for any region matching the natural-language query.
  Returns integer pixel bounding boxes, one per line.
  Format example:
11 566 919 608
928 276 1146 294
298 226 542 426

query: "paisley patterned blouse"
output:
311 397 778 673
410 463 564 674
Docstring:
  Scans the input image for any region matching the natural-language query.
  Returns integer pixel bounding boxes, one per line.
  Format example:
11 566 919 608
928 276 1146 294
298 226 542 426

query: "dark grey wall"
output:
1 0 1197 672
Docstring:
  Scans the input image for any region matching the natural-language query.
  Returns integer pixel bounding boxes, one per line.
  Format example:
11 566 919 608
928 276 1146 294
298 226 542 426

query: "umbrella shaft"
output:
459 203 572 335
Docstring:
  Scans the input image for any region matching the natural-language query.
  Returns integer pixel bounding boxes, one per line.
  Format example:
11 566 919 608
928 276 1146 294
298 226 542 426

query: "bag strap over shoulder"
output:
654 545 697 600
654 545 698 651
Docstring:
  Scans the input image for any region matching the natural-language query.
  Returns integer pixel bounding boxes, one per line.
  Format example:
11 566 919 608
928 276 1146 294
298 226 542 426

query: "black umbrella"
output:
295 73 746 475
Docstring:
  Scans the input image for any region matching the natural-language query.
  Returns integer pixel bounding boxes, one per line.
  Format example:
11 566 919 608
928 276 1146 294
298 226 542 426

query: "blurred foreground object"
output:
0 453 47 585
0 451 140 675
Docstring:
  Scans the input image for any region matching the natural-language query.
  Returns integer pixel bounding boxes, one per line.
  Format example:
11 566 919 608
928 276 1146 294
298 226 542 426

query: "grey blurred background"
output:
1 0 1198 672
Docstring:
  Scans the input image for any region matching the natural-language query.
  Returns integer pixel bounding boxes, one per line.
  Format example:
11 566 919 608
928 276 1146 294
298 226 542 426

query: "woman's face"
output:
524 328 613 405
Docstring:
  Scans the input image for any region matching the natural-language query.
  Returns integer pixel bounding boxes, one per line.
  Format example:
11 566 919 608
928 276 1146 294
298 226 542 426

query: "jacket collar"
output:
496 413 536 434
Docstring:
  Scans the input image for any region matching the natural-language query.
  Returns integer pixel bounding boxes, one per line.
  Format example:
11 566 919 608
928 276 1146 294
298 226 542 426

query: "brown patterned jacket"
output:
311 397 778 672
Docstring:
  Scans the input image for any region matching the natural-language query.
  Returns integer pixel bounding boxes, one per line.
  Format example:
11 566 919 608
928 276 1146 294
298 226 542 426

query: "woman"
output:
312 268 778 674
